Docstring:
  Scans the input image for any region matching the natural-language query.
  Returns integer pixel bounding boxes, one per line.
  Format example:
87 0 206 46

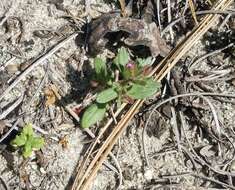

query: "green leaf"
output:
22 124 34 136
11 123 45 158
11 134 27 147
127 78 161 99
117 96 122 108
114 47 129 67
94 57 107 77
23 141 32 158
81 103 106 128
136 57 153 67
96 88 118 103
31 137 44 150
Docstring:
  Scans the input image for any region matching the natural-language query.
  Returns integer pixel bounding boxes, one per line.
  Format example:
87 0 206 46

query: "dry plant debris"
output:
88 13 170 57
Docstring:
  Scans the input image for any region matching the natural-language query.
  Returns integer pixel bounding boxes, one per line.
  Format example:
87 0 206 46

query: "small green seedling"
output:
81 47 161 128
11 123 44 158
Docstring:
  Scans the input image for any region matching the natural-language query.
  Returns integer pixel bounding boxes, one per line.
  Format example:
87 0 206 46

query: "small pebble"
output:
230 160 235 171
144 168 154 180
6 64 19 74
40 167 46 174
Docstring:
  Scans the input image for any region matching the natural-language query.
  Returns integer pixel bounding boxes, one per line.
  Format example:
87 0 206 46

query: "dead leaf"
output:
6 64 19 74
199 145 216 158
0 120 6 135
229 18 235 30
35 151 47 168
232 79 235 86
88 13 170 57
44 87 56 106
59 135 69 149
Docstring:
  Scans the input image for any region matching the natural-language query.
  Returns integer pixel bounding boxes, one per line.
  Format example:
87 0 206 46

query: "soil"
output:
0 0 235 190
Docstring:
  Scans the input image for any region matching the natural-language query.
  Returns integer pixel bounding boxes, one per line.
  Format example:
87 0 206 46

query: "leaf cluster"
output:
11 124 44 158
82 47 161 128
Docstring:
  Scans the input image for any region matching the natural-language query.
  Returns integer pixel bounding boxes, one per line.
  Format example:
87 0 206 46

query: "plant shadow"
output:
202 29 235 61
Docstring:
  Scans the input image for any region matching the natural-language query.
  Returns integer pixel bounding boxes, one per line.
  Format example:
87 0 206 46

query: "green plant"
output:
11 123 45 158
81 47 161 128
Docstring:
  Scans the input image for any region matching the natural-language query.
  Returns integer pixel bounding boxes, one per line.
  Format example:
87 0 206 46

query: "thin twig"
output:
186 69 232 82
192 173 235 190
0 177 8 190
170 106 181 152
167 0 174 41
0 57 17 71
182 0 189 17
145 92 235 113
28 62 49 106
103 159 119 174
161 17 184 35
181 112 235 176
0 94 24 120
0 33 78 101
189 43 234 74
109 152 123 189
156 0 162 32
219 14 231 30
180 144 199 172
110 106 118 124
0 119 19 143
160 172 235 190
50 84 95 139
143 92 235 167
196 10 235 15
199 95 221 137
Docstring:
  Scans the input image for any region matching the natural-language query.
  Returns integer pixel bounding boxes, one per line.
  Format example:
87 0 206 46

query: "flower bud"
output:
126 62 135 70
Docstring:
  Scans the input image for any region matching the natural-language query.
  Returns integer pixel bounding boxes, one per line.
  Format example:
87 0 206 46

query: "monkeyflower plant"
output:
81 47 160 128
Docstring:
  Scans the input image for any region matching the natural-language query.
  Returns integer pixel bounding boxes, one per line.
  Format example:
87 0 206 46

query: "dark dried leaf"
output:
88 13 170 57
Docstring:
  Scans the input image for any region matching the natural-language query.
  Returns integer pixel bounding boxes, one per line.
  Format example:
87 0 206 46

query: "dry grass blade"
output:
188 0 199 25
71 0 233 189
151 0 233 81
119 0 126 17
